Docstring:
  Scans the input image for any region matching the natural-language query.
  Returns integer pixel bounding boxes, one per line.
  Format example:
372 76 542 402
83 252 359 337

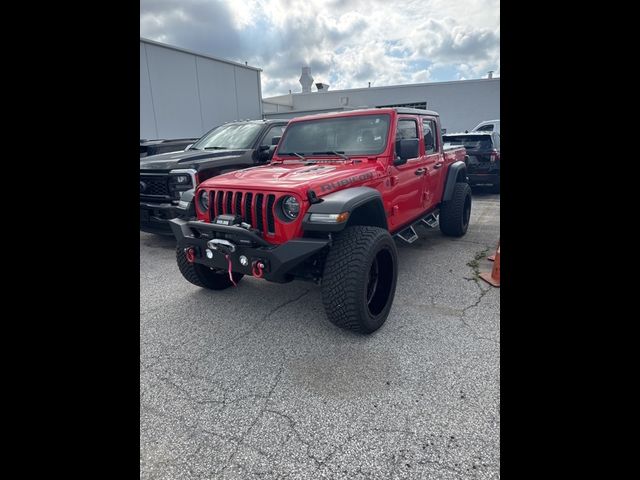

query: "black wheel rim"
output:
366 257 379 305
462 194 471 228
366 247 394 317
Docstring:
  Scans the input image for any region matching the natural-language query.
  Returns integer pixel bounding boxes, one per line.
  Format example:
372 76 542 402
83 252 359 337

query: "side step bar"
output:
421 212 439 228
394 210 440 244
397 226 418 244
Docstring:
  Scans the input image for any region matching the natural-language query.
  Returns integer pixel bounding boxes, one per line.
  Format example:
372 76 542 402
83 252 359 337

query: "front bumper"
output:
140 202 190 235
169 218 330 283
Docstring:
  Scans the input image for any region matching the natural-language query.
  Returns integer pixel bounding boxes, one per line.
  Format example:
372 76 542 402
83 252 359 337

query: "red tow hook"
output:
252 260 265 278
185 247 196 263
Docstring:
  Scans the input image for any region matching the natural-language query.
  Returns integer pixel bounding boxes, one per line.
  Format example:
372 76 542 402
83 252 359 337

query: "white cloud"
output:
140 0 500 97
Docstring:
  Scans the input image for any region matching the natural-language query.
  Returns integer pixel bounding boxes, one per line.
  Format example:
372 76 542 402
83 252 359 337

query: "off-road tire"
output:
322 226 398 333
176 247 243 290
440 182 472 237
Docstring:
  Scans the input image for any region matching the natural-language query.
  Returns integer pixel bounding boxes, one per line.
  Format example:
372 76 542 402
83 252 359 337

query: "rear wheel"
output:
176 247 243 290
440 182 472 237
322 226 398 333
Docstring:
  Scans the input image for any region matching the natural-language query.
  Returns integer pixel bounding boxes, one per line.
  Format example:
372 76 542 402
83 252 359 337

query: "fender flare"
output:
302 186 387 232
442 161 468 202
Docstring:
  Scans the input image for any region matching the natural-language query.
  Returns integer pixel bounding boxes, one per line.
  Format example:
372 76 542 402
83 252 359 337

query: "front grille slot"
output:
266 194 276 234
255 194 264 232
235 192 243 217
244 193 253 225
209 190 215 219
216 191 224 217
226 191 233 213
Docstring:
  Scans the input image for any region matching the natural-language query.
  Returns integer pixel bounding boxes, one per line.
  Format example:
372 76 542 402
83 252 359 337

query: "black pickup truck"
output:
140 119 288 235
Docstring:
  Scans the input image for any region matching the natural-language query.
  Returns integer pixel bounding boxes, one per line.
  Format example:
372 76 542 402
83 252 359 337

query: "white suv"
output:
472 119 500 134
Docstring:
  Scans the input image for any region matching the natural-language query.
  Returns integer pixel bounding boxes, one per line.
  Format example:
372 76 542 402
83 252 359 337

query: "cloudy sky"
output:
140 0 499 98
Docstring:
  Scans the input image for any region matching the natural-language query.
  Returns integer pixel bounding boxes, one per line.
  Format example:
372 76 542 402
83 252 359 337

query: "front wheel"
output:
321 226 398 333
176 247 243 290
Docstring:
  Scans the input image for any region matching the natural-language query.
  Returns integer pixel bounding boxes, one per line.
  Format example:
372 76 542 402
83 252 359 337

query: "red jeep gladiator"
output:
170 108 471 333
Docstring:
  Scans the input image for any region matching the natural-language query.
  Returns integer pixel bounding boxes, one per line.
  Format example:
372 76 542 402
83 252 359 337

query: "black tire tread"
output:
440 182 472 237
322 226 397 333
176 247 243 290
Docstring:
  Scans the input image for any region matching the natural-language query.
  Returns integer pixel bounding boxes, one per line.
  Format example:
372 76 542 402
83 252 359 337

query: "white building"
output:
262 71 499 133
140 38 263 140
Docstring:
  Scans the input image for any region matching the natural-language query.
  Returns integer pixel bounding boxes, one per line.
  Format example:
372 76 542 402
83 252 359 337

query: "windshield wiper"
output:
204 146 228 150
279 152 307 161
312 151 349 160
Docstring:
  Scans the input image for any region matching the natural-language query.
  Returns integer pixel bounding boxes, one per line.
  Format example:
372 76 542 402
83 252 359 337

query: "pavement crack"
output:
195 290 311 366
264 408 326 469
458 282 499 345
217 361 286 475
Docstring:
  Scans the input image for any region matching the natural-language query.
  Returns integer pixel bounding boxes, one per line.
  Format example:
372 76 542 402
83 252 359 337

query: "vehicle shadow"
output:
470 185 500 197
140 232 176 250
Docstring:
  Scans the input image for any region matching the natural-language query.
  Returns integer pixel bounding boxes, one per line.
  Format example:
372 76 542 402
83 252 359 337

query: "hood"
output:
140 148 250 171
199 161 383 196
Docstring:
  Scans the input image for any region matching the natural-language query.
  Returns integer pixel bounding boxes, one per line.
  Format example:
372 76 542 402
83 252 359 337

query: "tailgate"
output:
466 153 495 171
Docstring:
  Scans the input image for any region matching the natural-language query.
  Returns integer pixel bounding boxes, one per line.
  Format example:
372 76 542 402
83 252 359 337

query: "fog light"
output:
206 249 214 259
239 255 249 266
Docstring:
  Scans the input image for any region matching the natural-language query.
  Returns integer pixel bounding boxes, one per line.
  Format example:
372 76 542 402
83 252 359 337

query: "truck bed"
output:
443 145 467 163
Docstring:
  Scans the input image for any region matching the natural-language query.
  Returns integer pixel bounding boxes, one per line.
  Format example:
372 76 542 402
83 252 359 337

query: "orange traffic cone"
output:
488 239 499 261
480 244 500 287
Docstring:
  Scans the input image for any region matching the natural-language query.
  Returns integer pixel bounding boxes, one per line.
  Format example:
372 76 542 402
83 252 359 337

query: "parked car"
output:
471 119 500 133
443 131 500 192
140 119 288 235
140 138 200 158
169 107 471 334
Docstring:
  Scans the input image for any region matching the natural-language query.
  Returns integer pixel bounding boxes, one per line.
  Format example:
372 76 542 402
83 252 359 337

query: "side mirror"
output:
184 144 193 151
268 145 277 160
258 145 270 152
394 138 419 165
271 136 282 146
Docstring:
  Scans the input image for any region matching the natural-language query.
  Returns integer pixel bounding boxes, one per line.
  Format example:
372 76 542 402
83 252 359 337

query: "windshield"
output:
443 135 493 151
192 123 263 150
278 114 390 157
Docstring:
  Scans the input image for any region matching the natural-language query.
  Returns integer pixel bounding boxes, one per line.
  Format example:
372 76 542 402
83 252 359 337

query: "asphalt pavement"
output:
140 188 500 479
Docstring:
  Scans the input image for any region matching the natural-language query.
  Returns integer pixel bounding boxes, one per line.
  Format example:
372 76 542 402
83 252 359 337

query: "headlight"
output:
281 196 300 220
168 170 194 189
198 190 209 212
173 175 189 184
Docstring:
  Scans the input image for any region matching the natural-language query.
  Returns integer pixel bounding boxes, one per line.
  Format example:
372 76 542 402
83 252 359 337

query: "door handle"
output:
433 163 443 169
415 168 426 175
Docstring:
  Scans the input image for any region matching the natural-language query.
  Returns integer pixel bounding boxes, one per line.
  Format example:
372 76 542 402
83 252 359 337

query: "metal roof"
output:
140 37 262 72
263 78 499 100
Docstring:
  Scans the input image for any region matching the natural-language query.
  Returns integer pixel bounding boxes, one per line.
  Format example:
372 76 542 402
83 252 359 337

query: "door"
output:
422 117 445 207
388 116 430 229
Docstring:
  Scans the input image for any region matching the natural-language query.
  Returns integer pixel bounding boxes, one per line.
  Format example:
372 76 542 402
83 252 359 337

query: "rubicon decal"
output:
320 172 374 192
